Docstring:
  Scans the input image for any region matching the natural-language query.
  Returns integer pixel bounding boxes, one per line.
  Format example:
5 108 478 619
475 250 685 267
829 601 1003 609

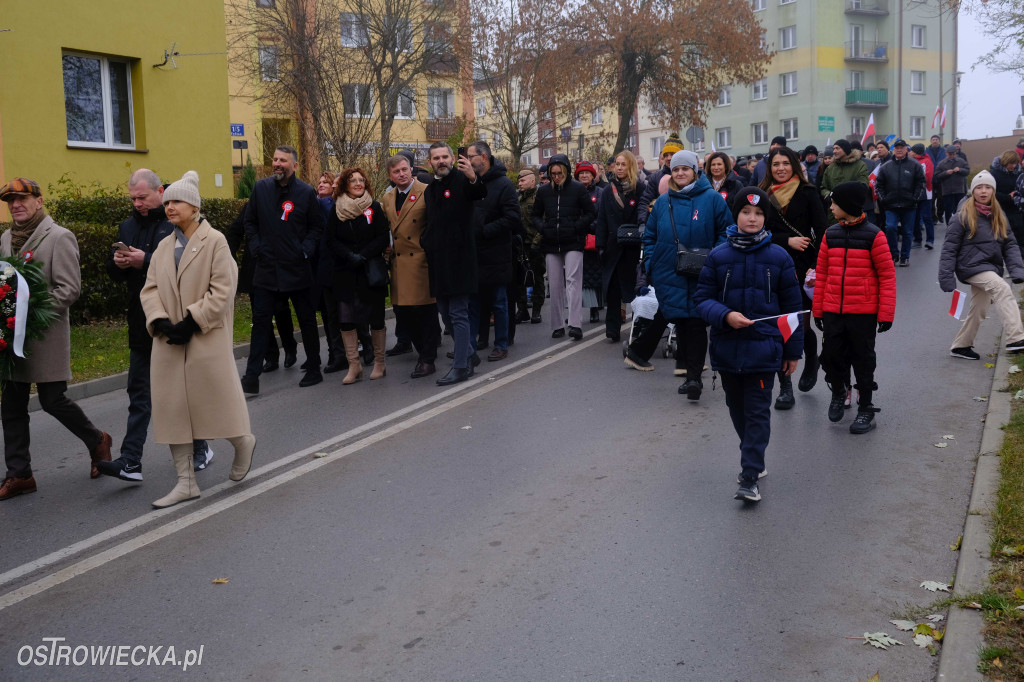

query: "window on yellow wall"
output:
62 52 134 149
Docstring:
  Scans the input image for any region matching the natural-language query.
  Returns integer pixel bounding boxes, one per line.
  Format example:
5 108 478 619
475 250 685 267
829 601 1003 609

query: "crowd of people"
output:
2 131 1024 505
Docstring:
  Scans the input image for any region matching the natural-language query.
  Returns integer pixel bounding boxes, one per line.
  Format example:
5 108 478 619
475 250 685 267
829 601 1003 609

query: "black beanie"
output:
830 181 867 217
731 187 770 220
834 139 852 156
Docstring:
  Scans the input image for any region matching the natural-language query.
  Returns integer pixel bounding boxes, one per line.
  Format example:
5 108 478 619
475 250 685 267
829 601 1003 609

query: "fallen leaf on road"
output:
985 363 995 368
212 578 229 584
858 674 880 682
973 396 989 402
889 619 916 631
914 623 943 641
920 580 951 592
913 634 933 648
313 452 328 458
1013 587 1024 602
934 443 948 448
964 602 983 609
862 632 902 649
460 425 472 430
950 536 962 551
942 435 955 440
926 614 945 622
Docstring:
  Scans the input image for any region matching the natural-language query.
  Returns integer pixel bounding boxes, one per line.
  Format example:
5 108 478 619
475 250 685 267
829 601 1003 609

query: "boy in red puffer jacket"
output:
813 181 897 434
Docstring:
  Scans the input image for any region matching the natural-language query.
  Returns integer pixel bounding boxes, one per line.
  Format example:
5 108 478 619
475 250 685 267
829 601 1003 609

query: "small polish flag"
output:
932 105 942 129
949 290 967 319
860 113 875 147
778 312 800 342
939 105 947 128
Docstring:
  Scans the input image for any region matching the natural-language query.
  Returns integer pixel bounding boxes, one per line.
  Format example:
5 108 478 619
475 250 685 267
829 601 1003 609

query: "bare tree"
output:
227 0 461 184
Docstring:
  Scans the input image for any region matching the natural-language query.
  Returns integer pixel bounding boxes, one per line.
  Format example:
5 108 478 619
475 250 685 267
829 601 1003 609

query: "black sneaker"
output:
898 257 909 267
241 375 259 394
551 328 566 339
624 348 653 371
568 326 583 340
850 407 880 434
828 394 845 422
96 457 143 482
193 444 214 471
950 346 980 360
679 379 702 400
735 477 761 502
1007 339 1024 353
737 469 768 484
924 242 934 250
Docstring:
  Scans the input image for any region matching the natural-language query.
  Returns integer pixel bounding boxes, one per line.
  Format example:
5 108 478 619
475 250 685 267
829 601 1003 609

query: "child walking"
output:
813 181 897 434
695 188 804 503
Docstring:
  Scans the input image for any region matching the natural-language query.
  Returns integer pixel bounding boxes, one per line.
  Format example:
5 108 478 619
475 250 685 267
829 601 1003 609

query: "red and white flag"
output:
778 312 801 342
932 105 942 129
860 113 875 147
949 290 966 319
939 105 947 128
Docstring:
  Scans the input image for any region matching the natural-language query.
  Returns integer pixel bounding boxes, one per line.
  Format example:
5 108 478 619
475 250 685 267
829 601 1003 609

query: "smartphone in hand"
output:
112 242 130 252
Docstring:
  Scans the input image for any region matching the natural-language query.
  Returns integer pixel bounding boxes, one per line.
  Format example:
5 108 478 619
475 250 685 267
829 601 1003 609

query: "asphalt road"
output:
0 233 1004 681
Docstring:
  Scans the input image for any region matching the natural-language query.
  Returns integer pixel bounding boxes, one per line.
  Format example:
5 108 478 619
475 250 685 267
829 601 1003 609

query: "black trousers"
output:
246 286 321 377
720 371 774 480
820 312 877 407
394 303 441 364
2 381 103 478
630 313 707 379
266 296 297 359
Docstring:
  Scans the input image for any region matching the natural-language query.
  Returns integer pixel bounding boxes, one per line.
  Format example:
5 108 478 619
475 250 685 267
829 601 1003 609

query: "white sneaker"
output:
193 444 214 471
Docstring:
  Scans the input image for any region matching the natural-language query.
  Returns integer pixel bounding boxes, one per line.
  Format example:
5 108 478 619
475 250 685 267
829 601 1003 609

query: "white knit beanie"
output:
163 170 201 209
670 150 700 171
969 170 996 193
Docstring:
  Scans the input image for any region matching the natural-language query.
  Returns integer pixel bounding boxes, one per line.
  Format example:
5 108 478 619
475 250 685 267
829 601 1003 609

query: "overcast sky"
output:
956 9 1023 140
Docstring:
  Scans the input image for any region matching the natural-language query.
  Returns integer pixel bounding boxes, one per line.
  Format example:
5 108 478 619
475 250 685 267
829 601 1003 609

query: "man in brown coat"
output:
382 154 440 378
0 178 111 500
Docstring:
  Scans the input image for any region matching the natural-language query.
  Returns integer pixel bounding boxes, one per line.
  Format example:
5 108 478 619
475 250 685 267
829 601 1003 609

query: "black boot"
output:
774 373 795 410
798 331 819 392
850 404 880 434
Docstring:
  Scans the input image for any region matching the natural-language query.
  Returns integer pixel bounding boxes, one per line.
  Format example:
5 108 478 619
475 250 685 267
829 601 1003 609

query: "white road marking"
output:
0 327 613 611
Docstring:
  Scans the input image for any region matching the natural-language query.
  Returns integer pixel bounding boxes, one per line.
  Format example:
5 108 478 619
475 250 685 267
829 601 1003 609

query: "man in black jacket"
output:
422 142 486 385
531 153 596 339
241 145 325 393
98 169 210 481
875 138 926 267
467 140 521 361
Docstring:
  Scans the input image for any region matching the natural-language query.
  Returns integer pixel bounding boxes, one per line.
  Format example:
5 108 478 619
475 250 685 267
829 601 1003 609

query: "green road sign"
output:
818 116 835 132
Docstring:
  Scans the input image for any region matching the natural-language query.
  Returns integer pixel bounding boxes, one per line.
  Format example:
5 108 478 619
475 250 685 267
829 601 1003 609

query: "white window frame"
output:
780 72 798 96
779 0 795 5
693 137 706 153
715 127 732 150
343 83 374 118
910 71 925 94
542 147 552 159
626 133 637 149
717 87 731 107
851 117 864 136
650 136 665 160
752 78 767 101
62 51 136 150
340 13 369 48
751 122 768 145
781 117 798 141
426 87 454 119
850 70 864 90
394 86 415 119
493 132 503 149
541 128 553 140
910 116 924 138
572 109 582 129
780 26 796 50
521 153 533 166
911 25 926 48
476 98 487 116
752 0 766 10
591 107 603 125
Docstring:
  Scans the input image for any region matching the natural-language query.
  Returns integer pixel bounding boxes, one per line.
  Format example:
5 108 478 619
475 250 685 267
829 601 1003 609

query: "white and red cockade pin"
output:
281 201 295 221
443 190 451 198
363 207 374 223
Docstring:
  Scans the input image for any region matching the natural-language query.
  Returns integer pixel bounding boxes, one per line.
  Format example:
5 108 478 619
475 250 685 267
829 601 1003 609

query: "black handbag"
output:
365 256 389 289
616 224 642 246
667 198 710 278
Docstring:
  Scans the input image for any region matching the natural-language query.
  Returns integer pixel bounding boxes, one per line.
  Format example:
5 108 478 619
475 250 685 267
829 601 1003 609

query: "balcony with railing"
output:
845 41 889 63
845 88 889 108
845 0 889 16
425 116 458 140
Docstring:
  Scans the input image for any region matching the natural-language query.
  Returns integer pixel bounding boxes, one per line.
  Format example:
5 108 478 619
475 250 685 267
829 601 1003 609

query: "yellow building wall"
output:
0 0 233 209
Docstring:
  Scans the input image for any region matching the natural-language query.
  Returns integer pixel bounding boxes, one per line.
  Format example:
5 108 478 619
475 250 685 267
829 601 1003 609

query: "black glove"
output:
166 313 199 345
813 317 824 331
348 252 367 268
152 318 173 337
877 320 892 333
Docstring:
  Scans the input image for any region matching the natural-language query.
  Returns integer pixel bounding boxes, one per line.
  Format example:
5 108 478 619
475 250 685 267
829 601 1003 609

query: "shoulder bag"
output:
611 185 643 246
365 255 389 289
667 197 710 278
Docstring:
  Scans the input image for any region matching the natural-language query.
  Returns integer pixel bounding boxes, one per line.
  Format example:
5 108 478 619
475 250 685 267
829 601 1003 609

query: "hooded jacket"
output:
473 157 521 286
820 150 869 200
642 173 731 319
990 156 1022 219
531 154 596 254
938 206 1024 291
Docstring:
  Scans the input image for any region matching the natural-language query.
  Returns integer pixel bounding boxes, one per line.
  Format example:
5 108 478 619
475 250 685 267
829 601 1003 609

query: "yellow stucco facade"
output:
0 0 234 213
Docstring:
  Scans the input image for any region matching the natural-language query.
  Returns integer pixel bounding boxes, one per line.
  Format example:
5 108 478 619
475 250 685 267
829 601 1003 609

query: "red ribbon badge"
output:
591 196 597 203
22 250 33 262
720 191 729 200
408 194 417 203
281 201 295 221
363 207 374 223
629 199 636 206
692 209 699 221
444 190 451 198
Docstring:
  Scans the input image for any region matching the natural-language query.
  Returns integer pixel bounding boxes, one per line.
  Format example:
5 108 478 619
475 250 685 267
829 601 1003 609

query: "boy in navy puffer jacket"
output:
695 188 804 503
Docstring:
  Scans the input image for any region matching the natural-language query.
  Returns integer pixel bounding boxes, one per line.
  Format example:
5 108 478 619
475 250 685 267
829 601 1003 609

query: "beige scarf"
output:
10 208 46 254
769 176 800 211
335 192 373 221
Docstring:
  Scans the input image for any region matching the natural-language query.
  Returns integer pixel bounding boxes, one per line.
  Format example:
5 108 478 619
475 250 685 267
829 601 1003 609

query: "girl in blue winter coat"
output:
695 188 804 503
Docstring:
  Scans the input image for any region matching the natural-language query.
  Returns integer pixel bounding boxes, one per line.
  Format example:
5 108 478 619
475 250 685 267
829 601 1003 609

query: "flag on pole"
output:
711 139 717 153
939 105 947 128
868 164 880 201
778 312 801 342
949 290 967 319
932 105 941 129
825 137 831 149
860 113 875 147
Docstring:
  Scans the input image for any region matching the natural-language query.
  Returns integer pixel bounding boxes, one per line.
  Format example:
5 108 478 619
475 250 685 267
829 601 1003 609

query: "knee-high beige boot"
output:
228 434 257 482
152 444 200 508
370 328 387 380
342 330 363 384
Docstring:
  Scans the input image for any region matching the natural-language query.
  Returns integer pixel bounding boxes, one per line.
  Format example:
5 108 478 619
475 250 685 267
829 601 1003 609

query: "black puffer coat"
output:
532 154 597 254
765 182 828 282
473 159 521 287
596 176 647 303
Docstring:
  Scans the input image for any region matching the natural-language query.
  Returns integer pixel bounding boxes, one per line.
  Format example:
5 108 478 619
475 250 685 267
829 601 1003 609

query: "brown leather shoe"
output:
410 361 435 379
90 431 112 479
487 348 508 362
0 476 37 500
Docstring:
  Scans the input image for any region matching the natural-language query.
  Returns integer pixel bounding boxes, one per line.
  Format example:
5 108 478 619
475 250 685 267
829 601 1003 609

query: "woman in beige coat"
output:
140 171 255 508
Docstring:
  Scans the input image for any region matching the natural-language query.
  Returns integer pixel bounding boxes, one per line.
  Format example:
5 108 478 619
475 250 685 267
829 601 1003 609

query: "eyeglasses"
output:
349 177 366 184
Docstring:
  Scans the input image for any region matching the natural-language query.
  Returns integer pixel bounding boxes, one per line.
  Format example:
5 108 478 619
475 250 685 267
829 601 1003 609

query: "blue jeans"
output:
473 285 509 351
122 345 208 466
885 207 917 260
913 199 935 244
437 295 472 369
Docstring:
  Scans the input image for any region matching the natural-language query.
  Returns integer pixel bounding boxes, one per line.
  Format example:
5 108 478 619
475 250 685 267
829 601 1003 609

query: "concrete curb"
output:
936 348 1012 681
28 308 396 413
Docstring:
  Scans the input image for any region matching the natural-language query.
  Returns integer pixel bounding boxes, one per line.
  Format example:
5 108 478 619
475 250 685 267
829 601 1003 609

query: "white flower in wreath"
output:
3 268 13 278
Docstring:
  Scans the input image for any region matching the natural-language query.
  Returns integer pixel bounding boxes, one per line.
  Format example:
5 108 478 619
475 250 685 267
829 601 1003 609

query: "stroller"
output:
622 284 676 359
